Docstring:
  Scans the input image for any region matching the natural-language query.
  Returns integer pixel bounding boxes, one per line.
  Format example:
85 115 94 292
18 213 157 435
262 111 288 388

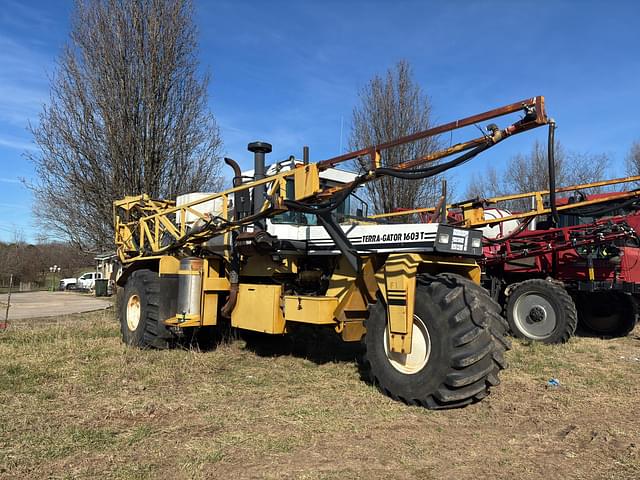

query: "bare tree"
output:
465 140 609 203
464 166 502 201
625 140 640 177
28 0 223 251
349 60 440 214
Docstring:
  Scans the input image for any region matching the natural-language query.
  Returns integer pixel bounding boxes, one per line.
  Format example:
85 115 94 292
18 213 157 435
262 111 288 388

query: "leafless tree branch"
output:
625 140 640 179
465 140 610 210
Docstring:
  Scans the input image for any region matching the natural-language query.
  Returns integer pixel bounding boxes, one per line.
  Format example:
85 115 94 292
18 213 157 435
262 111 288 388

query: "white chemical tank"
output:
480 208 520 239
176 192 224 226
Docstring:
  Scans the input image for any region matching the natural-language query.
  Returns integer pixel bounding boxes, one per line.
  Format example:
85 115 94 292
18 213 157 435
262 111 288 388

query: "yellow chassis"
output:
155 253 480 354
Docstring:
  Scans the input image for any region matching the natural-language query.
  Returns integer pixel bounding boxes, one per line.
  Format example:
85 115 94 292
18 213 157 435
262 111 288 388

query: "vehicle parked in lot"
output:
59 277 77 290
59 271 103 291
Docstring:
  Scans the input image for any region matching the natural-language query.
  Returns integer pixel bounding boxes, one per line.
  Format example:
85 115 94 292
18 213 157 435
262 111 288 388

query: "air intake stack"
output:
248 141 272 228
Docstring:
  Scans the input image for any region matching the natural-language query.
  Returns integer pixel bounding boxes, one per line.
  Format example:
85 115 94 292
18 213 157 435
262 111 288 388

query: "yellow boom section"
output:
371 175 640 228
113 164 321 263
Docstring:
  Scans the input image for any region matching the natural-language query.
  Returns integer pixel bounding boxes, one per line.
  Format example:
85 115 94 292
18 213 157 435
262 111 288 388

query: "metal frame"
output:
114 97 549 264
371 175 640 227
482 216 636 266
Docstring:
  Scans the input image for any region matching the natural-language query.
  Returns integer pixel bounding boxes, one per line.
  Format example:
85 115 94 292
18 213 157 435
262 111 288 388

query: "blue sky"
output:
1 0 639 242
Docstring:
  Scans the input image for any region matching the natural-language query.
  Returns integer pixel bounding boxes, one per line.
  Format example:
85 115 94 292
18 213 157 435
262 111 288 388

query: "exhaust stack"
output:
247 141 272 227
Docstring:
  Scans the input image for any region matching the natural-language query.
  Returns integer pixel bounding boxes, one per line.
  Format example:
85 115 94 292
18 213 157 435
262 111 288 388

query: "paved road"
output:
0 291 112 320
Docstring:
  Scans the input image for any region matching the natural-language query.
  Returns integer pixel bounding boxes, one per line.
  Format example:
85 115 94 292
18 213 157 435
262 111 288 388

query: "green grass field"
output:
1 310 639 479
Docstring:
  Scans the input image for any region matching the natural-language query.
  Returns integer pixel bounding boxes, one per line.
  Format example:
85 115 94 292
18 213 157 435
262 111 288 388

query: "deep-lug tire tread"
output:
437 273 511 372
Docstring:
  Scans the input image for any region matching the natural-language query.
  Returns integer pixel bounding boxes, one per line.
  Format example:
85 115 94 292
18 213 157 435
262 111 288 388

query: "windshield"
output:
271 179 368 225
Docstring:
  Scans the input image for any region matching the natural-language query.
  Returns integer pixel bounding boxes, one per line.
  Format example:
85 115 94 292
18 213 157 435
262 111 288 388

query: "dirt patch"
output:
0 311 638 479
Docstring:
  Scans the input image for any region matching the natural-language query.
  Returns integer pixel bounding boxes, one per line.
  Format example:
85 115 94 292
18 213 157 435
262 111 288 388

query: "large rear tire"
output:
576 291 637 337
359 273 506 409
120 269 173 349
505 279 577 344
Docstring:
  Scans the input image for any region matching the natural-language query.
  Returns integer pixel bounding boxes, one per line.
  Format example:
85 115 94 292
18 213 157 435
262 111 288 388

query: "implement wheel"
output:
505 279 577 344
576 291 637 337
120 269 173 349
359 273 506 409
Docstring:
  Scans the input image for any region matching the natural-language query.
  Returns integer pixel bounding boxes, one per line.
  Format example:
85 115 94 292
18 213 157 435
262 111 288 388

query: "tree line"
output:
0 240 93 287
464 138 640 211
464 140 611 202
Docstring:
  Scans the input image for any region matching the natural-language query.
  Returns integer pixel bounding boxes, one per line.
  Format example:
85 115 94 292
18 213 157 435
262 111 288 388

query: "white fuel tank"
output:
480 208 520 239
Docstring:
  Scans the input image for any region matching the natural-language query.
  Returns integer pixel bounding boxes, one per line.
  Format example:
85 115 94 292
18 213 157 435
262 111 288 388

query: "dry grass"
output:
0 310 639 479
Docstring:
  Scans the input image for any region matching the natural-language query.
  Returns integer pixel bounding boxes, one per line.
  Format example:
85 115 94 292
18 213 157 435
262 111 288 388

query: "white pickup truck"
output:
59 272 103 291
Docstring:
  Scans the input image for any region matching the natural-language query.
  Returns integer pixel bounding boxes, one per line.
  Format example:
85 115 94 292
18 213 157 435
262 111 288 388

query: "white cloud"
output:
0 135 37 152
0 33 51 127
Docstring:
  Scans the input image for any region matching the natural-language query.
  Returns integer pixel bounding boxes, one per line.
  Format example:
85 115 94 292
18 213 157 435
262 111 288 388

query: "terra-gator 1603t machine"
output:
114 97 548 409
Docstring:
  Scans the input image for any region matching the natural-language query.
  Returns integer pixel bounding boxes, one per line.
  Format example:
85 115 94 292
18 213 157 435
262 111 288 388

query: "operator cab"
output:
241 157 369 225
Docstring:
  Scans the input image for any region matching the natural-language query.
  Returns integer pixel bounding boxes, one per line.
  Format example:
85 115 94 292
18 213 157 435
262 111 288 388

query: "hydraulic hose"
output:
375 141 492 180
559 195 640 218
283 178 364 214
220 248 240 318
548 121 559 227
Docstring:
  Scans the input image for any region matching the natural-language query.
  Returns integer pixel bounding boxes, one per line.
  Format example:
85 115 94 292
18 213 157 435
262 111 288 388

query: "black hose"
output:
156 208 275 253
375 142 492 180
283 176 366 214
220 246 240 318
284 140 495 215
548 121 559 227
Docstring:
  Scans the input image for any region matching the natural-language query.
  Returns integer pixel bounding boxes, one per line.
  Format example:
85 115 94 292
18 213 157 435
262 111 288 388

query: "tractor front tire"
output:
360 273 505 409
120 269 173 349
505 279 577 344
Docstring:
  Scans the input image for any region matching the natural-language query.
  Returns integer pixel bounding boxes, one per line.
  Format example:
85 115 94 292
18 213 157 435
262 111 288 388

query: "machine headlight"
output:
471 238 482 248
438 233 450 244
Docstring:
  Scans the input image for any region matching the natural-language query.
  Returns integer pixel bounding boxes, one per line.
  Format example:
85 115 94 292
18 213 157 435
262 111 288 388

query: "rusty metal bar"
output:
318 96 546 169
